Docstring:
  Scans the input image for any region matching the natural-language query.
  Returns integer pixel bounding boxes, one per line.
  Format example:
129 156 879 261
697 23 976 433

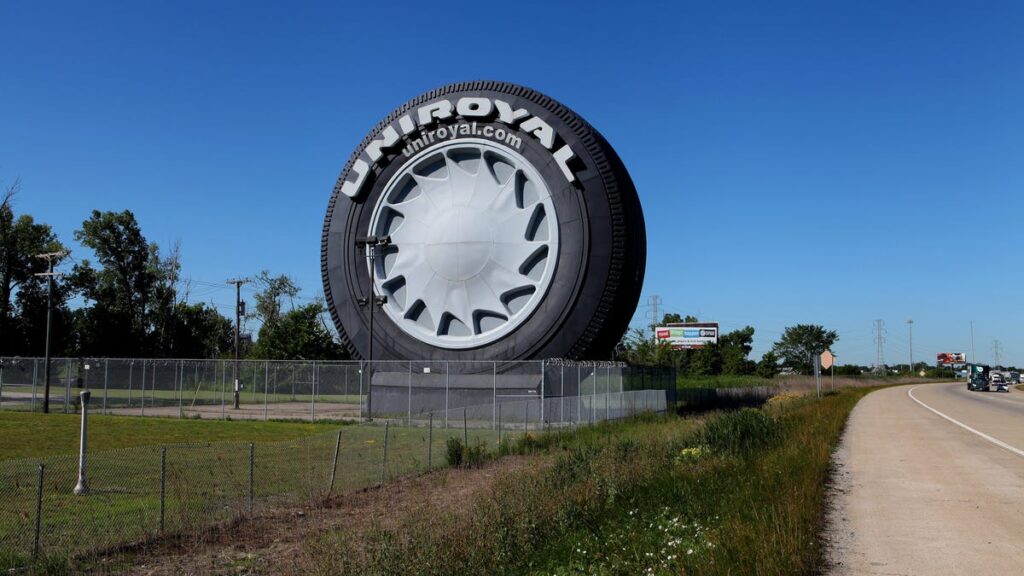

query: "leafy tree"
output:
756 351 781 379
10 273 75 356
720 326 756 375
170 302 233 359
70 210 182 357
251 270 299 326
689 343 722 376
0 181 70 354
832 364 865 376
615 327 676 366
249 301 343 360
771 324 839 375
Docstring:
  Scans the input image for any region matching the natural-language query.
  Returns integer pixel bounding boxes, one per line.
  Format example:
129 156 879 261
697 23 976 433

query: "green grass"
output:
0 411 520 571
0 412 344 461
303 388 876 575
676 374 775 389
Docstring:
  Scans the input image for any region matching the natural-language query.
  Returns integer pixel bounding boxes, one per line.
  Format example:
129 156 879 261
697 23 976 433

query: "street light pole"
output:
907 318 914 375
34 251 67 415
355 235 390 421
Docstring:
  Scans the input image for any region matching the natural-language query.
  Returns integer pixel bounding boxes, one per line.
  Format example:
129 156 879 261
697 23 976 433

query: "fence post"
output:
329 429 342 495
445 362 450 429
177 360 183 419
221 360 227 420
33 463 44 559
64 358 71 414
560 364 565 426
73 390 91 495
128 358 134 407
407 361 412 425
0 358 5 410
492 361 497 430
311 362 317 422
32 359 38 412
524 401 529 433
606 366 611 422
380 421 389 486
577 365 582 427
427 413 433 469
248 443 255 514
463 407 468 447
159 446 166 532
141 360 146 416
497 403 502 445
263 362 269 421
540 360 545 429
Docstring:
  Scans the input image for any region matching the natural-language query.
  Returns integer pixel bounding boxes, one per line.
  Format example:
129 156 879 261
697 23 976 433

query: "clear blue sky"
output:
2 1 1021 367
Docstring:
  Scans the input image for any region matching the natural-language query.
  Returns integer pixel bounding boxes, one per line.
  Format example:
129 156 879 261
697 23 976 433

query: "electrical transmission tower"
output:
873 319 886 372
645 294 662 335
993 340 1003 366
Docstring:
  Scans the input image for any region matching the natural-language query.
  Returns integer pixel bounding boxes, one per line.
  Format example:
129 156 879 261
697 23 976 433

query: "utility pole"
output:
34 251 67 414
907 318 914 374
992 340 1003 366
873 319 886 374
355 235 390 420
970 321 976 364
227 278 249 410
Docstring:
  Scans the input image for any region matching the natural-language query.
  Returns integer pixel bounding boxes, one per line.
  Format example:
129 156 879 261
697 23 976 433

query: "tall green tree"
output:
170 302 233 359
756 351 781 379
70 210 180 357
719 326 757 375
0 181 70 354
771 324 839 375
250 270 299 326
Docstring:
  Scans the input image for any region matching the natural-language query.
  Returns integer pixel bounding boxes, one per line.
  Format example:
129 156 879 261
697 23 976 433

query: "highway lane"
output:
828 382 1024 575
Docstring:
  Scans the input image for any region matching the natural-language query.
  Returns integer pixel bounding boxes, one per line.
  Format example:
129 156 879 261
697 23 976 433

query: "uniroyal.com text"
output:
401 121 522 157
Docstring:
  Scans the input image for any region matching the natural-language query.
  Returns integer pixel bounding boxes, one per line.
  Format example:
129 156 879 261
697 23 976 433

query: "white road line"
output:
908 385 1024 459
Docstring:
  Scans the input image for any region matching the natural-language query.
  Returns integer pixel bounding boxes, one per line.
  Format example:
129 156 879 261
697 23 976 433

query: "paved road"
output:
828 383 1024 575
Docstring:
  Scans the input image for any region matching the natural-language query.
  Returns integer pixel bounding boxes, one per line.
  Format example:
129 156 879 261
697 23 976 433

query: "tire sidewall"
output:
323 82 637 361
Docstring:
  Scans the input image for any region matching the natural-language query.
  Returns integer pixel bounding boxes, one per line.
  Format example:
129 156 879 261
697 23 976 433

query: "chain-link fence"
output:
0 387 666 570
0 358 675 426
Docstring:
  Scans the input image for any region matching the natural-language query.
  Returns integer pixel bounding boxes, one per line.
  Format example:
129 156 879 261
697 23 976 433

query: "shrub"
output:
463 441 488 468
446 437 463 467
700 408 781 454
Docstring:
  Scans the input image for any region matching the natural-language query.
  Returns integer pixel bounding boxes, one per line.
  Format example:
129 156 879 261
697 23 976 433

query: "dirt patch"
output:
118 455 541 575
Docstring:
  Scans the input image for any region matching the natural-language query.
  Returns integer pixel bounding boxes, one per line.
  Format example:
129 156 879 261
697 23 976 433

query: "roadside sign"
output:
820 350 835 370
654 322 719 350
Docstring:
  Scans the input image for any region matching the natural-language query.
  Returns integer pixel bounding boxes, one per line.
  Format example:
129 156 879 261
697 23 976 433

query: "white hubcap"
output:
368 139 559 349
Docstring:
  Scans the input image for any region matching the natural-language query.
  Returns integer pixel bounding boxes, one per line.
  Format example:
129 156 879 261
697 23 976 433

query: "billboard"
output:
936 352 966 366
655 322 719 350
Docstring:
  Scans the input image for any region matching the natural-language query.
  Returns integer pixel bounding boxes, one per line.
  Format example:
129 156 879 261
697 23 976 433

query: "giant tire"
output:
321 81 645 361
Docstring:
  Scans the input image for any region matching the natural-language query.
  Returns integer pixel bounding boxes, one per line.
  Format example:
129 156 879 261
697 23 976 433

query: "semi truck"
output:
967 364 990 392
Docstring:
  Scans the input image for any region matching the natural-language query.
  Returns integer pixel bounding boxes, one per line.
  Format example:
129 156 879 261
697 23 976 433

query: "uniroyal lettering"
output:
340 96 579 198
